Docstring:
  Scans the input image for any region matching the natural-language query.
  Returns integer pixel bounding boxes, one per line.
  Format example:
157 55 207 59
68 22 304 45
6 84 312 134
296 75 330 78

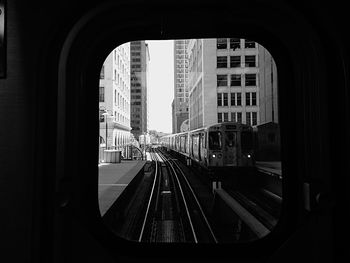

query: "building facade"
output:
130 41 150 140
173 39 190 133
187 38 277 130
258 45 278 124
99 43 131 158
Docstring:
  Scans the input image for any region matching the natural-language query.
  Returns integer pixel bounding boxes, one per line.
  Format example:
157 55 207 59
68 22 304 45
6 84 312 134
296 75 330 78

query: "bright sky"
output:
146 40 174 134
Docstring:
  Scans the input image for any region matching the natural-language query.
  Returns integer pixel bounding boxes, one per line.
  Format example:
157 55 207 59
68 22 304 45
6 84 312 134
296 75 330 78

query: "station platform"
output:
255 161 282 176
98 160 147 216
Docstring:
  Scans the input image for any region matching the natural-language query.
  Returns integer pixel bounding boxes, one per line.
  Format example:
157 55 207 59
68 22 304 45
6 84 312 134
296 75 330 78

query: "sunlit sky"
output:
146 40 174 134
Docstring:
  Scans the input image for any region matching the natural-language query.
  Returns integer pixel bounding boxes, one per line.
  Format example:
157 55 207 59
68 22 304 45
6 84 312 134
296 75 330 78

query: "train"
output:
160 122 255 169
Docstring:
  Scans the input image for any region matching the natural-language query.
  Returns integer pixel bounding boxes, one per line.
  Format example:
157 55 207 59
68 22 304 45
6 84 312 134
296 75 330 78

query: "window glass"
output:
99 38 281 244
245 55 256 67
245 74 256 86
225 131 236 147
244 40 256 48
230 74 241 86
209 131 222 150
217 38 227 49
230 56 241 68
223 112 229 122
223 93 228 106
217 75 228 86
230 38 240 50
217 93 222 106
217 56 228 68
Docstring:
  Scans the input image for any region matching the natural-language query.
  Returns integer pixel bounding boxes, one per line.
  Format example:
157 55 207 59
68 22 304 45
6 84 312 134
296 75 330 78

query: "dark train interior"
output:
0 0 349 262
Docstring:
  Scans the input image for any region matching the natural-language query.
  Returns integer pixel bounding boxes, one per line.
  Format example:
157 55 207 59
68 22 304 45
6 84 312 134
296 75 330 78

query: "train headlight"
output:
212 154 216 158
247 154 251 158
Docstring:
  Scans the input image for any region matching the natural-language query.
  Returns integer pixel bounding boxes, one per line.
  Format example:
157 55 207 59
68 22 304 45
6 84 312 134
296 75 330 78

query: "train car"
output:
253 122 281 161
208 122 254 168
162 122 255 170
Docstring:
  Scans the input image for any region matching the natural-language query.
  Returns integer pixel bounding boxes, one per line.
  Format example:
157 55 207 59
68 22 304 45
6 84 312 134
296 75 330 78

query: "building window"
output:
229 56 240 68
245 55 256 67
230 93 236 106
217 56 227 68
230 38 240 50
217 38 227 49
246 112 251 125
230 74 241 86
237 93 242 106
252 112 257 126
246 92 251 106
99 112 105 123
218 113 223 123
245 92 257 106
223 112 228 122
217 93 222 106
217 75 228 86
99 87 104 102
245 112 258 126
223 93 228 106
231 112 236 122
245 74 257 86
237 112 242 123
100 66 104 79
252 92 257 105
245 40 256 48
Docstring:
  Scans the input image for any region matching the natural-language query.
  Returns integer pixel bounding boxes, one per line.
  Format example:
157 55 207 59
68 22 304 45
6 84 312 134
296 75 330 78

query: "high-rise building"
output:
130 41 150 140
258 46 278 124
173 39 189 133
187 38 277 130
171 99 176 133
99 43 131 157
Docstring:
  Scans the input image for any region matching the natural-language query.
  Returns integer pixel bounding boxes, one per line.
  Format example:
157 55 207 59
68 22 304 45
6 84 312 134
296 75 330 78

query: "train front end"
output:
207 123 255 168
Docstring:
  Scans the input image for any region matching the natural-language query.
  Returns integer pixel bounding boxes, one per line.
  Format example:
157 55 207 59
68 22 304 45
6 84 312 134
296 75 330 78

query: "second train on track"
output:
160 122 255 170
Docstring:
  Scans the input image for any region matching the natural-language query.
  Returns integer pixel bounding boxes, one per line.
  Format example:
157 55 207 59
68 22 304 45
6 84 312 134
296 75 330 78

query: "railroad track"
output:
103 147 281 243
157 147 282 242
138 148 217 243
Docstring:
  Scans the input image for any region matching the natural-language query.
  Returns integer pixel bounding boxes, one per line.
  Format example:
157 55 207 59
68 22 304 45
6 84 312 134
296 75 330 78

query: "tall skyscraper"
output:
173 39 189 133
258 46 278 124
99 43 131 157
130 41 150 141
187 38 277 130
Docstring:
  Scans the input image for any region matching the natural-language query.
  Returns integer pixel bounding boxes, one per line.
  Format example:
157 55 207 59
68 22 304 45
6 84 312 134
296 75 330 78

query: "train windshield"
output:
241 131 253 150
225 131 236 147
209 131 222 150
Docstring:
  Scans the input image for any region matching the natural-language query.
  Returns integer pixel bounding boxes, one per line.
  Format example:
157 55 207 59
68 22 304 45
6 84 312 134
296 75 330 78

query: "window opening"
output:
98 38 281 244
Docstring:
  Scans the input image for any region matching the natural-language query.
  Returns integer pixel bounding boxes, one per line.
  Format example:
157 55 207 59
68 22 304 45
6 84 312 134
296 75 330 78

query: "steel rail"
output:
157 151 198 243
138 150 159 242
170 158 218 243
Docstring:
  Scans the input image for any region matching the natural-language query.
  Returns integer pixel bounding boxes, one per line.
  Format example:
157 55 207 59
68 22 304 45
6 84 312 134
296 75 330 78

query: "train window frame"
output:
53 1 335 261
